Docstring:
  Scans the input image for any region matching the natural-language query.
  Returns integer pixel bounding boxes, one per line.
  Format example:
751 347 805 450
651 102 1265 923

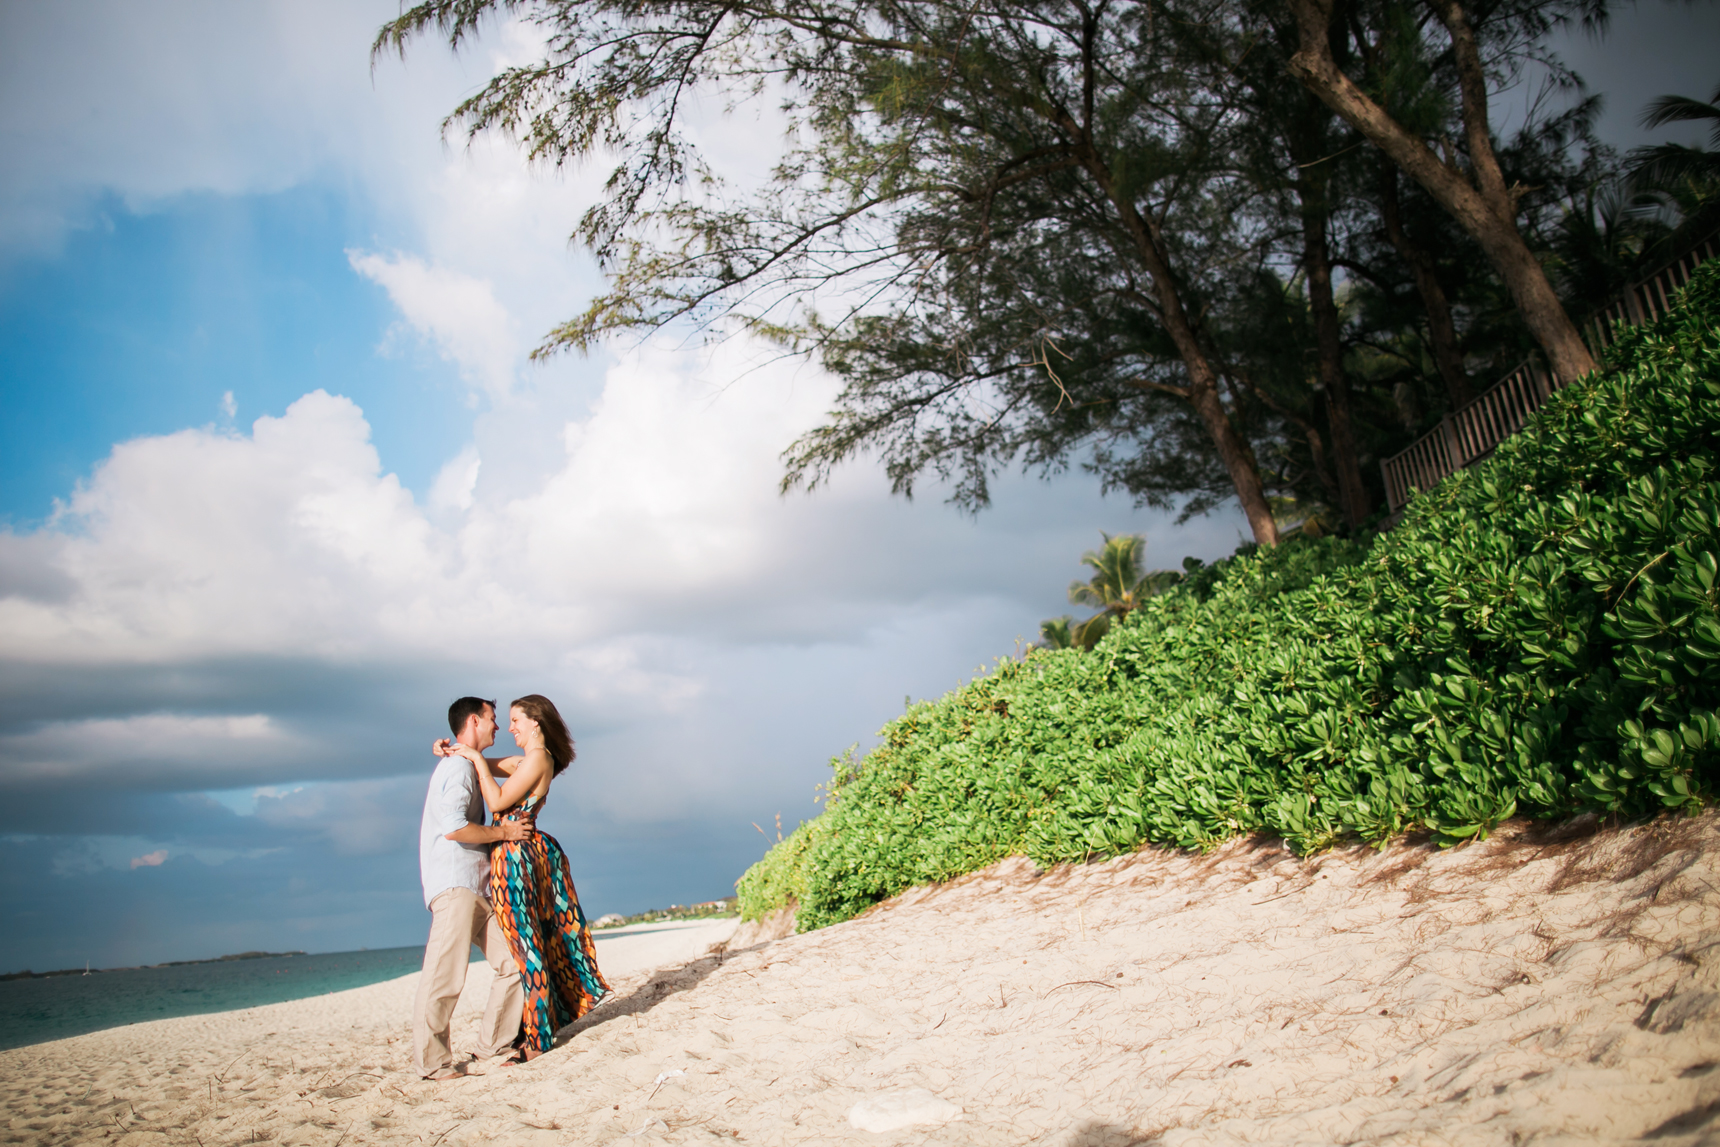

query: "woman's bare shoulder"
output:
525 746 555 794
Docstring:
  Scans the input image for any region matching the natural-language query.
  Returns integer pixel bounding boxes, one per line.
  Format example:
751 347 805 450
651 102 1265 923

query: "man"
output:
412 696 527 1080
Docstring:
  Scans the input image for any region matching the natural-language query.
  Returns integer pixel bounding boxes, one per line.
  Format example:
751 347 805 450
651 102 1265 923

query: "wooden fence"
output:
1380 232 1719 513
1585 233 1720 351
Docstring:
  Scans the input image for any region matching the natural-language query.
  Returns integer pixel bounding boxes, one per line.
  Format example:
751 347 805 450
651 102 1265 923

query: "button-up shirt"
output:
418 754 492 908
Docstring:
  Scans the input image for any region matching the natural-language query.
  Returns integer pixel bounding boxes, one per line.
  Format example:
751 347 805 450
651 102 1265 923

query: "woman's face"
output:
509 706 539 748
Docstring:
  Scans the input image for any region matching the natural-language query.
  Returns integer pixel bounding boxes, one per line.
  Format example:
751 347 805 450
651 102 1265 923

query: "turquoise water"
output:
0 947 464 1051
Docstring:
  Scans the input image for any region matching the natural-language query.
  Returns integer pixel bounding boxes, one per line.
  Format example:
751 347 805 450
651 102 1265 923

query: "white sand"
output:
593 919 746 980
5 815 1720 1145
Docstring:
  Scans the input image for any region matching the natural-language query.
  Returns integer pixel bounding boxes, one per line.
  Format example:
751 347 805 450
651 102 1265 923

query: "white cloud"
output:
0 0 1251 839
5 330 1132 670
349 251 520 398
428 445 482 513
0 0 605 354
0 331 1246 817
130 849 168 869
0 0 393 254
500 339 842 608
1 391 447 662
1 350 809 670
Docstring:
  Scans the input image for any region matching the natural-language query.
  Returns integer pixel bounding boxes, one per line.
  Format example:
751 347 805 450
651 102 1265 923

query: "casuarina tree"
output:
1282 0 1601 383
376 0 1291 543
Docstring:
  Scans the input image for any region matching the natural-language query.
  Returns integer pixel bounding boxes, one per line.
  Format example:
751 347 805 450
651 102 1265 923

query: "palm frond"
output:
1638 92 1720 148
1626 143 1720 194
1070 613 1113 651
1037 616 1076 651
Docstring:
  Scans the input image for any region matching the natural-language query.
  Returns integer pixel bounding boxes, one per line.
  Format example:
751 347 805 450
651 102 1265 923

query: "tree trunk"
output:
1109 198 1280 546
1296 177 1370 527
1232 369 1339 502
1044 96 1280 544
1285 0 1597 383
1185 378 1280 546
1379 164 1473 409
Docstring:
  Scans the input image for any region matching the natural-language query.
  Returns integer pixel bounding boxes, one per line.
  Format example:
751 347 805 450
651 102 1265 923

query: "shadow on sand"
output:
551 941 769 1047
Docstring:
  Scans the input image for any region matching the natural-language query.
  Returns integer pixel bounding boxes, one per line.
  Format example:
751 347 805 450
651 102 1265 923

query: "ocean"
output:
0 946 456 1051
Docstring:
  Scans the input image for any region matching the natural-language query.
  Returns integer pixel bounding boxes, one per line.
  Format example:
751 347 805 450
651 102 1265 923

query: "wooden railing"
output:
1585 232 1720 351
1380 232 1718 513
1380 360 1552 512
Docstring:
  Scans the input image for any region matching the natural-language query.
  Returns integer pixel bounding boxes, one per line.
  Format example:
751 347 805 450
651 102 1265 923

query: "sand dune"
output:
5 814 1720 1145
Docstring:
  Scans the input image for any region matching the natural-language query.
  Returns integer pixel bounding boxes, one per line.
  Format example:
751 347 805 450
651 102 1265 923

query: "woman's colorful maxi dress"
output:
489 794 609 1053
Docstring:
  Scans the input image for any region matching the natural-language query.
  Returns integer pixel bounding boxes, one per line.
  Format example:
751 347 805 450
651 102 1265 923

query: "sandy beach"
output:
6 814 1720 1146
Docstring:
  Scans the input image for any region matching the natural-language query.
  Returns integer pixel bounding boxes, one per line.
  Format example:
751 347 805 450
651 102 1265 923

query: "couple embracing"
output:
411 694 609 1080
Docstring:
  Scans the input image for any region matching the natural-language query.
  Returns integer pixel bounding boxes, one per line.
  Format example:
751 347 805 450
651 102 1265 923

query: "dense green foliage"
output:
738 264 1720 931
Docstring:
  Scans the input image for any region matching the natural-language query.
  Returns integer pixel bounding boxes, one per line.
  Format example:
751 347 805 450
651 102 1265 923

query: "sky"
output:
0 0 1714 974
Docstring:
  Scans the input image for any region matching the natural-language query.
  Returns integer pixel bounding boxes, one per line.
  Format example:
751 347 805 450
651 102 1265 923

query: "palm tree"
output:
1037 617 1076 651
1628 85 1720 191
1549 177 1671 319
1626 84 1720 241
1059 533 1182 650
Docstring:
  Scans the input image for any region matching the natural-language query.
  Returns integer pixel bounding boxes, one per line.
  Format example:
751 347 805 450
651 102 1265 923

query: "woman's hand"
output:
475 748 549 815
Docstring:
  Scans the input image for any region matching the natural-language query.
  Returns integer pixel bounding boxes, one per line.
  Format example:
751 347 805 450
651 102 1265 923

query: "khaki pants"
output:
411 887 523 1076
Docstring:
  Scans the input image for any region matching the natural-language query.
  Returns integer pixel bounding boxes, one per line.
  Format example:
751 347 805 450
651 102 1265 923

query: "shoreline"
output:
0 949 313 982
0 918 738 1056
3 911 743 984
0 946 429 1054
4 822 1718 1145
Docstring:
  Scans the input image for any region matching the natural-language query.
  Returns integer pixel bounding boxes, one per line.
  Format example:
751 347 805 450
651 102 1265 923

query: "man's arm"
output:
445 821 528 844
429 765 529 845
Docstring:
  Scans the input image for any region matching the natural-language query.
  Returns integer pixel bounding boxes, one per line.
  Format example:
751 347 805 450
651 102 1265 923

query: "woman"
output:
448 694 608 1060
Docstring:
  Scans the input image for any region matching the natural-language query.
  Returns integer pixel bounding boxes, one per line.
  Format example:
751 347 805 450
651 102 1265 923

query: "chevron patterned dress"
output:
489 794 609 1053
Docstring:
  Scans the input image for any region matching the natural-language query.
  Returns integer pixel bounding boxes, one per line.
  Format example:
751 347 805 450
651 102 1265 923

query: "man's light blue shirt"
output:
418 755 492 908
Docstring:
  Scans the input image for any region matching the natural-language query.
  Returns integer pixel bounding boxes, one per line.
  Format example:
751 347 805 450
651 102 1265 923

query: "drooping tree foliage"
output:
377 0 1702 534
379 0 1294 541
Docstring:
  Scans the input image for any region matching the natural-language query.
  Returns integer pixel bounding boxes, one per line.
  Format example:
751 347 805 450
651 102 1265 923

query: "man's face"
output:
465 704 498 751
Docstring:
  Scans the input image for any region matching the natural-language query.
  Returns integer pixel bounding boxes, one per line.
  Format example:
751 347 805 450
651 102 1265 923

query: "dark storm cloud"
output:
0 658 392 733
1549 4 1720 151
0 655 616 800
0 789 300 847
0 836 424 972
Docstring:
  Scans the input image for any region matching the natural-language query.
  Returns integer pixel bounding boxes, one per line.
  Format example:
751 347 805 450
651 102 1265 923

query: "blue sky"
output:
0 187 476 524
0 0 1715 974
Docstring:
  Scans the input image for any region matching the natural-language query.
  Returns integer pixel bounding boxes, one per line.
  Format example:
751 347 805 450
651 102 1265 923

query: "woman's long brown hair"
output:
510 694 575 777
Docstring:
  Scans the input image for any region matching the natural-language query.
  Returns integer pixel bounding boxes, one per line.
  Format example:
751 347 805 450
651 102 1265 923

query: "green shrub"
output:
737 262 1720 930
733 819 815 919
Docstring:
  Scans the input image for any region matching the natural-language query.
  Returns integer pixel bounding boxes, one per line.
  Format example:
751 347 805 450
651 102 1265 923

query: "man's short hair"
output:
447 696 496 736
